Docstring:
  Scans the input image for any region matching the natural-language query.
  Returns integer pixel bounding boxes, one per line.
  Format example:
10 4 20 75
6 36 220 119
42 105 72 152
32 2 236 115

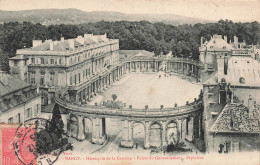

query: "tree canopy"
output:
0 20 259 71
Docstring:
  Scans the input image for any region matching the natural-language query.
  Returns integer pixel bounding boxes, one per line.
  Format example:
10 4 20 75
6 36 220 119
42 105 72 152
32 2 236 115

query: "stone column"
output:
120 120 134 148
186 116 194 142
162 121 167 146
177 119 182 141
144 121 150 149
77 115 85 141
187 64 189 75
92 118 106 145
191 64 194 76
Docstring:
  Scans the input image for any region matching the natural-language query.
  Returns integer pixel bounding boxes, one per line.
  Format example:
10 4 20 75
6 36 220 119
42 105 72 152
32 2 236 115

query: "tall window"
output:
50 72 55 86
34 105 37 116
41 58 44 64
17 113 20 123
26 108 32 119
50 59 54 64
37 104 41 114
8 117 13 124
24 72 27 82
14 61 18 66
31 58 35 64
78 73 81 83
59 58 62 65
30 71 35 84
40 72 45 85
70 76 73 85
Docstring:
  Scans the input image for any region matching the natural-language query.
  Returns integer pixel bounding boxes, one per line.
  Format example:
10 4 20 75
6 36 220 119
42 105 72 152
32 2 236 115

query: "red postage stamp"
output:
1 123 37 165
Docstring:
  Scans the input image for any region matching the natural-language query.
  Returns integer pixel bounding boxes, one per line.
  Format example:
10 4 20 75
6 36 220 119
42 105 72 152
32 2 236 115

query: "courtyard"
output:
90 72 202 109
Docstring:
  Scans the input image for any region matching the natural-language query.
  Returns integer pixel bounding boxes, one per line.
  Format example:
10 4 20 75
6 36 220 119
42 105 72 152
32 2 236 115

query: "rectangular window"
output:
50 72 55 86
50 59 54 64
8 117 13 124
74 75 77 84
24 72 27 82
17 113 20 123
70 76 73 85
78 73 81 83
34 105 37 116
41 58 44 64
26 108 31 118
37 104 41 114
14 61 18 66
30 71 35 84
40 72 45 85
59 58 62 64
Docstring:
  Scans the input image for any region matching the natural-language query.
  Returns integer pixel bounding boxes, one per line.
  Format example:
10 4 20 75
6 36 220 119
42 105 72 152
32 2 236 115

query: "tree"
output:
49 104 64 138
112 94 117 101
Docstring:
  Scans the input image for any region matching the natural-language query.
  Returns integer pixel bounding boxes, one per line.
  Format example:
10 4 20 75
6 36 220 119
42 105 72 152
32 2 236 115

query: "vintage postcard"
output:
0 0 259 165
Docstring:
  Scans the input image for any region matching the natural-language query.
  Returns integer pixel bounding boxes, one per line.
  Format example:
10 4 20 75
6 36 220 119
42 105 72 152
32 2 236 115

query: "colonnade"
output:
125 60 200 78
66 112 203 148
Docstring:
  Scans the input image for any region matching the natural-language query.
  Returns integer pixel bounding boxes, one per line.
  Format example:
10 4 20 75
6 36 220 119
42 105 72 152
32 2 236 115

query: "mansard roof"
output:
0 73 31 97
226 56 260 87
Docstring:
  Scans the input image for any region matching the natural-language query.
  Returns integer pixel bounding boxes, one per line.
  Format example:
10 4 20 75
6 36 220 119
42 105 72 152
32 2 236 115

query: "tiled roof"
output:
0 73 31 97
200 35 233 52
209 103 260 134
26 34 111 52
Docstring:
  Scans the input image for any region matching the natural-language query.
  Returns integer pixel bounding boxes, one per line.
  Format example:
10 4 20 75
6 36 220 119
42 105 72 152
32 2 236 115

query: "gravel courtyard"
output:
91 72 202 109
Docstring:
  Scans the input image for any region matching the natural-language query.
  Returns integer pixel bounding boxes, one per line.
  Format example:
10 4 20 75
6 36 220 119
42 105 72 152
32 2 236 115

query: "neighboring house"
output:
202 45 260 153
0 69 41 124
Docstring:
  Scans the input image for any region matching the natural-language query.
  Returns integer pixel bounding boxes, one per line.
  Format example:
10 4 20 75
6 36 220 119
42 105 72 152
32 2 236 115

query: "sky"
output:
0 0 259 22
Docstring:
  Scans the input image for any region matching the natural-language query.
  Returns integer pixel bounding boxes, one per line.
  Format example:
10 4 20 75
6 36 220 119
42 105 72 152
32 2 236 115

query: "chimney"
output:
0 66 8 86
248 95 254 118
68 39 74 49
234 36 238 48
32 40 42 47
76 35 84 45
84 34 92 39
224 36 227 43
201 37 204 46
255 52 259 61
61 37 64 43
50 42 54 50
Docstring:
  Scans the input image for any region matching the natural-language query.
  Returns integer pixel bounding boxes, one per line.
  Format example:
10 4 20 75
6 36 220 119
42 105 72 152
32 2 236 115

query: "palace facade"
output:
9 34 119 106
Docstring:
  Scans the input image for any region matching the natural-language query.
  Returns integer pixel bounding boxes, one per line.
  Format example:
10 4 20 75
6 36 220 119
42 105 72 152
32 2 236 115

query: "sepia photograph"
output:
0 0 259 165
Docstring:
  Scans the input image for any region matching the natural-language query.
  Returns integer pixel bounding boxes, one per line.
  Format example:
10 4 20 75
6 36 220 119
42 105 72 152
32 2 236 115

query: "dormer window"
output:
4 98 11 106
210 46 214 49
223 46 226 49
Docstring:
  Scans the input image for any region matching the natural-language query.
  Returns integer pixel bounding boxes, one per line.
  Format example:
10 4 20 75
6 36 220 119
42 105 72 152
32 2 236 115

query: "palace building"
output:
0 69 41 124
9 34 119 106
